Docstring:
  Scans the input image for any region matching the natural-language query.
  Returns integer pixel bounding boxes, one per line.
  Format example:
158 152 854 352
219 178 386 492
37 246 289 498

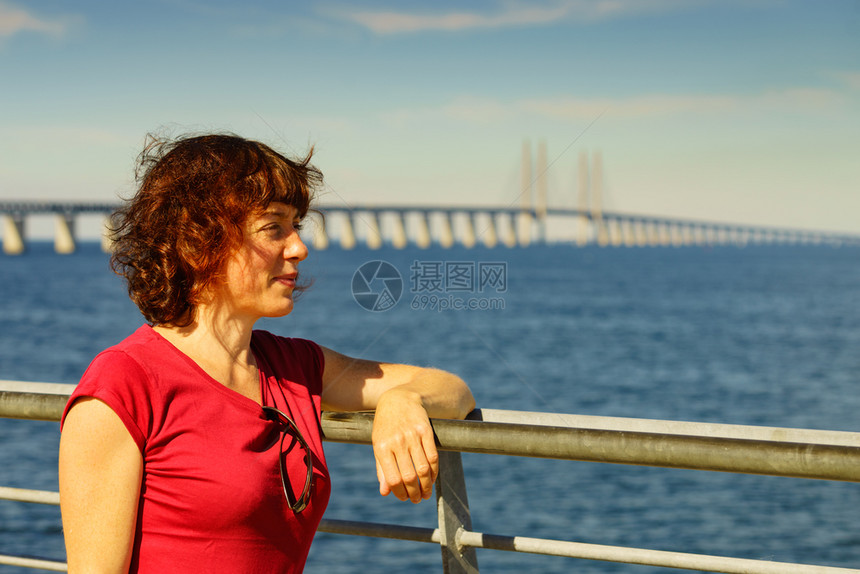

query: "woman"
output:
58 134 475 573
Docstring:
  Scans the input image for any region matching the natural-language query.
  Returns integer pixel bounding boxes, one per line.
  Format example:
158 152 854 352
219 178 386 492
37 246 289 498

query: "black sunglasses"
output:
262 405 314 513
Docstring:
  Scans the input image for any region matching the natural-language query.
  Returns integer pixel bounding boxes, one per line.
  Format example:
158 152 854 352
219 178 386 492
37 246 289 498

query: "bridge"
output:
2 146 859 254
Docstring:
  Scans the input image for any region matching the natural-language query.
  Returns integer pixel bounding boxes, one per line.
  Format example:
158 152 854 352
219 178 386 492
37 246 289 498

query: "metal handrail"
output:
322 411 860 482
2 382 860 573
5 386 859 482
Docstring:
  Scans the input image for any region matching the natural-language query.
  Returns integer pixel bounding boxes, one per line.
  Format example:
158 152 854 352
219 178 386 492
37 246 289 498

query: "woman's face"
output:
215 202 308 321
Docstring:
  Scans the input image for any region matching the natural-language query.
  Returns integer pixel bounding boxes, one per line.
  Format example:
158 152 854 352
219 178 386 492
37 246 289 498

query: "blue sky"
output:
2 0 859 236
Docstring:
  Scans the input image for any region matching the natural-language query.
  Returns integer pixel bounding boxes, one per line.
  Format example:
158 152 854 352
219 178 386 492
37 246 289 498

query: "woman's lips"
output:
274 273 297 287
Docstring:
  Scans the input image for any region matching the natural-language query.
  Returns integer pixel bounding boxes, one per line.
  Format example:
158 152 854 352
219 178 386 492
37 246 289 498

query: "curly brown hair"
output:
109 133 323 326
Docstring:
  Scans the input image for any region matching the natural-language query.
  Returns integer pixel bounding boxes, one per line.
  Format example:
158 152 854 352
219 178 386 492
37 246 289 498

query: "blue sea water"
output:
1 241 860 573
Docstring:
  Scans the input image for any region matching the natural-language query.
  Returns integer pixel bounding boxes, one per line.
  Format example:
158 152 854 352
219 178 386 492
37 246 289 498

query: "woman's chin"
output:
270 302 295 318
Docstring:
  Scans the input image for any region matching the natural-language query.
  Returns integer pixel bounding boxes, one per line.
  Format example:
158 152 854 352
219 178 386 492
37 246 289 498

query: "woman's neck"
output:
153 305 262 402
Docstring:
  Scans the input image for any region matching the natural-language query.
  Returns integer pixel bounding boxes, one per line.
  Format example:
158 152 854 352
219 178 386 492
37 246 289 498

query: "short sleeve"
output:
285 338 325 396
251 331 325 397
61 350 155 452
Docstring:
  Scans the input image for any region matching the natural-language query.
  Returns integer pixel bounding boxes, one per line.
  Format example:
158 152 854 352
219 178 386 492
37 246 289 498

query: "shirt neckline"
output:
143 324 268 418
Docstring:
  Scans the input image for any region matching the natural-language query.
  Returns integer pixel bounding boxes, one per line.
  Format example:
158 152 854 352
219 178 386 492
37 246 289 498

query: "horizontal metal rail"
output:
3 485 859 574
0 554 67 572
2 381 860 573
4 486 859 574
3 383 860 482
322 411 860 482
0 486 59 505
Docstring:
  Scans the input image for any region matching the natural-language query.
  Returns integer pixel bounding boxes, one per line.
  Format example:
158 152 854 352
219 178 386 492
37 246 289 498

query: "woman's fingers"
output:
419 429 440 498
375 460 391 497
373 425 439 503
371 388 444 503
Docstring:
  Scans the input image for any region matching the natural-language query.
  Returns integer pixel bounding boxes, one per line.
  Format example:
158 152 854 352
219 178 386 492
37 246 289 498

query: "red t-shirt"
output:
62 325 331 573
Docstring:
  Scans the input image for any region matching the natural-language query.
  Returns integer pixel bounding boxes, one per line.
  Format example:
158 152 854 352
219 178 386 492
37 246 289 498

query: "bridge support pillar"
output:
480 213 497 248
311 213 329 251
644 222 658 246
516 211 532 247
2 214 26 255
638 222 650 246
607 218 622 247
595 218 609 247
621 220 636 247
670 224 683 247
414 213 431 249
680 225 694 246
535 140 549 244
633 221 647 247
691 226 703 245
55 214 76 254
439 213 455 249
101 216 115 252
575 215 590 247
657 223 671 246
460 214 476 249
734 228 749 247
729 228 740 247
340 213 356 250
499 214 517 248
364 212 382 250
576 151 590 247
390 213 408 250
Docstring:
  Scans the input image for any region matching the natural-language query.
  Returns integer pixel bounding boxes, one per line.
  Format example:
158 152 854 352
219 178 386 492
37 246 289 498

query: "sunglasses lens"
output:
265 406 314 513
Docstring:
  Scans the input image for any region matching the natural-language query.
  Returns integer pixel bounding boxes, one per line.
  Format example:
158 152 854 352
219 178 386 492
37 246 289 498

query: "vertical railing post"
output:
436 450 479 573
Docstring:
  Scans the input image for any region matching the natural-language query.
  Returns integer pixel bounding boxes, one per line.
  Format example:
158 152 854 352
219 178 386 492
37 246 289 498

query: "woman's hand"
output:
371 388 439 503
320 346 476 503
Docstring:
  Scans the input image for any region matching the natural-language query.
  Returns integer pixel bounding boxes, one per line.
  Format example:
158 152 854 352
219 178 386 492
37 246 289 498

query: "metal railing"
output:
2 380 860 573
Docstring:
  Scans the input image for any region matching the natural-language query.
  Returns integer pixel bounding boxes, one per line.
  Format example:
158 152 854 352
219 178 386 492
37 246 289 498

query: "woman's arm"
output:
320 347 475 504
59 398 143 574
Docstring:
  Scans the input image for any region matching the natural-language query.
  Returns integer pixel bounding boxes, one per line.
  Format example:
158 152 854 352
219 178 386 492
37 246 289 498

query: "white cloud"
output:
548 88 846 120
0 2 73 38
370 87 851 134
339 0 692 34
521 93 753 120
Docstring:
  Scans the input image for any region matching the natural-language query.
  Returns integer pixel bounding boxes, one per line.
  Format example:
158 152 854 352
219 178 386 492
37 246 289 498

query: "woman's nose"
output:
284 230 309 262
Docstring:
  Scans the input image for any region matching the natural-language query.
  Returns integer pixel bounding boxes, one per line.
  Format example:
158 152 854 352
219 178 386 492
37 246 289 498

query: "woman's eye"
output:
260 221 302 236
